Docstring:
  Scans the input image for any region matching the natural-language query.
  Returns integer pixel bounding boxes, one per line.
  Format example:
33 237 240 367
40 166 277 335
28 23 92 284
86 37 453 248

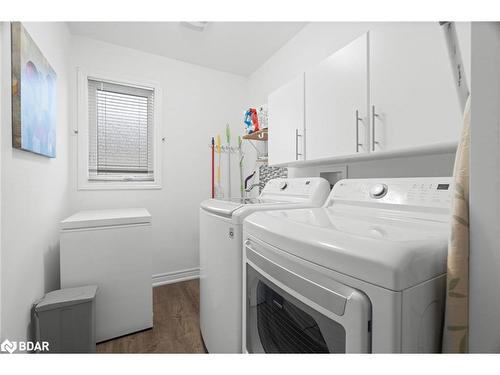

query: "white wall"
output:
0 23 3 341
246 22 471 180
469 22 500 353
68 36 247 282
0 22 71 342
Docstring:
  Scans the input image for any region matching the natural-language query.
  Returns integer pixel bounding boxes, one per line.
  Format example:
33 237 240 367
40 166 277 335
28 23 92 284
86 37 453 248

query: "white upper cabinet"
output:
267 23 467 166
369 23 464 152
268 74 305 165
305 33 369 160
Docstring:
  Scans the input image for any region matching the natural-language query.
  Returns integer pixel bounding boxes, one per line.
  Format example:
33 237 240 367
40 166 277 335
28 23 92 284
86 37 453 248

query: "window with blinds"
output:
88 79 155 181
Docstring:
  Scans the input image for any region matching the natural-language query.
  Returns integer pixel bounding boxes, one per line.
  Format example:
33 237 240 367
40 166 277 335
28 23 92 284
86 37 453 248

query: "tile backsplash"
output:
259 164 288 193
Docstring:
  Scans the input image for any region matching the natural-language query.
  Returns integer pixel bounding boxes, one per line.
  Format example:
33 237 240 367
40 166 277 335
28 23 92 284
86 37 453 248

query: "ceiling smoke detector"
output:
181 22 209 32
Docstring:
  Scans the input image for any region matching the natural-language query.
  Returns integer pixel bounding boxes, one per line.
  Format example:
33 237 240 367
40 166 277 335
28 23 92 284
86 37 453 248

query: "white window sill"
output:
78 181 162 191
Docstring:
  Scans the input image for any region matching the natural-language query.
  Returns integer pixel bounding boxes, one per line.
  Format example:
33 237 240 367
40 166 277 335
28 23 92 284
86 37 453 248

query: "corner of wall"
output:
0 21 3 341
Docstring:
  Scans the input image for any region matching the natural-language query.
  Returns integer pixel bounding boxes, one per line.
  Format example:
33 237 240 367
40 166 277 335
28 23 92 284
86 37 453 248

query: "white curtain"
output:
442 95 471 353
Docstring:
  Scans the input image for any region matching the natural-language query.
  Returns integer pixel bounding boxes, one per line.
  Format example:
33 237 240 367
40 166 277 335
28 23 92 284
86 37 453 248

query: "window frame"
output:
77 68 163 190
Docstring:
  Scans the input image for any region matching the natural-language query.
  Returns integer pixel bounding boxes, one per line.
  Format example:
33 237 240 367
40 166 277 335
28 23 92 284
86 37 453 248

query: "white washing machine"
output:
243 177 453 353
199 177 330 353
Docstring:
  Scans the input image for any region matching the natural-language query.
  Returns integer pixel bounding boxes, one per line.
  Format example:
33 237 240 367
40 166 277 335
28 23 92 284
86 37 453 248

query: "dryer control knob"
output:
370 183 388 198
279 181 288 190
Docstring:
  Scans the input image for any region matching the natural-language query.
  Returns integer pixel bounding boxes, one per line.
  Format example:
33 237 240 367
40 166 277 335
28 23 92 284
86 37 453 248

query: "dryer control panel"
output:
328 177 453 209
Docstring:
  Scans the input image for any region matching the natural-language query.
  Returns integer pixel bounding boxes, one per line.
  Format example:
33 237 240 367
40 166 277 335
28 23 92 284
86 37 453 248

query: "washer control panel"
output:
261 177 330 198
279 181 288 190
369 183 388 199
406 181 452 207
330 177 453 209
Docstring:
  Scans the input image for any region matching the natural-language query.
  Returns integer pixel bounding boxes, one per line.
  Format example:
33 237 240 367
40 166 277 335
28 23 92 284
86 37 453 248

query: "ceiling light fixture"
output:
181 22 209 32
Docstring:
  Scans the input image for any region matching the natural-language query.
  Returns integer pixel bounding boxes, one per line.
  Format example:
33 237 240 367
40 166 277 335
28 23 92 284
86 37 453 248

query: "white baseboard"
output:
152 268 200 287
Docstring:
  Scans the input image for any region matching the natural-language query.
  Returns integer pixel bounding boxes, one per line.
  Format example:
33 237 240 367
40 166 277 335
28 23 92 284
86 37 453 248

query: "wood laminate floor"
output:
97 279 206 353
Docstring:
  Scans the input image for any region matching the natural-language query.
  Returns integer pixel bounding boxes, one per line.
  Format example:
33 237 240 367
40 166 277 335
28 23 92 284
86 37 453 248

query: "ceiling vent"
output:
180 22 209 32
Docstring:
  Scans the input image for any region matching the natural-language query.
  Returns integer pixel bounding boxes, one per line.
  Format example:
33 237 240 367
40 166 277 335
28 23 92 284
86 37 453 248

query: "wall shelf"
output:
242 129 268 141
271 141 458 168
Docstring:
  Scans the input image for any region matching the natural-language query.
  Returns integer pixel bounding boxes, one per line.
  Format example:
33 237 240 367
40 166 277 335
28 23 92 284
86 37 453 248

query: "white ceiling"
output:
68 22 306 76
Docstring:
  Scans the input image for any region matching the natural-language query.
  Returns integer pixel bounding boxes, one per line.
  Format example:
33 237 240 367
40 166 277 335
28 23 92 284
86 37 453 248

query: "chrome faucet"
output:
245 183 260 193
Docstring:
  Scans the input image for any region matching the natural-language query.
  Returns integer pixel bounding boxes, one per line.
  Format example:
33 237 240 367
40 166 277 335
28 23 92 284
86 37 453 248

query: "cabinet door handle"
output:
371 105 380 151
295 128 302 160
355 110 363 153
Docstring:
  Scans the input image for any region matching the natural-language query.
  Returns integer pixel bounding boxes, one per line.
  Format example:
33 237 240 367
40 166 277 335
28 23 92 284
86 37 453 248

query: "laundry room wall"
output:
68 36 247 284
0 24 3 342
245 22 471 181
0 22 72 343
469 22 500 353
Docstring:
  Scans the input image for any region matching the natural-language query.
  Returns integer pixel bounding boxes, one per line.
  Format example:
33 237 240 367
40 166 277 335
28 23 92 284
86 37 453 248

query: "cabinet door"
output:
268 74 305 165
370 23 464 152
306 33 369 160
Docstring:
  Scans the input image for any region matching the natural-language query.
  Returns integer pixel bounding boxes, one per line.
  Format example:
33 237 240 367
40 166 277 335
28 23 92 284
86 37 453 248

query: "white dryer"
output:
243 177 452 353
199 177 330 353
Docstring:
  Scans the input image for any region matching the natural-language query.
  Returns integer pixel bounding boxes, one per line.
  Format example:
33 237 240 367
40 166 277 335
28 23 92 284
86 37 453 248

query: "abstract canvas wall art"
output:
11 22 57 158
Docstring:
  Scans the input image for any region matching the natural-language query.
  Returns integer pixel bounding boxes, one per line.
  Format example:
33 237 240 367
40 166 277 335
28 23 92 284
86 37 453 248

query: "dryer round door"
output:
245 239 372 353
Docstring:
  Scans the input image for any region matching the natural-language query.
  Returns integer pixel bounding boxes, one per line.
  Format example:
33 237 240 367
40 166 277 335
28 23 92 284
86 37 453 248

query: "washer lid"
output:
61 208 151 230
200 198 290 218
200 198 245 217
244 207 450 291
200 177 332 219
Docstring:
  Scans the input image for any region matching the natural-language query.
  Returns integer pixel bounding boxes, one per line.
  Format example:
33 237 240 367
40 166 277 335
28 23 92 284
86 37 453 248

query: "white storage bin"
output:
60 208 153 342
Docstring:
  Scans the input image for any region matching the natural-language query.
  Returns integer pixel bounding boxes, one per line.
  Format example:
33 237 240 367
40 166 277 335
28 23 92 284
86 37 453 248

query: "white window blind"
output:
88 79 155 181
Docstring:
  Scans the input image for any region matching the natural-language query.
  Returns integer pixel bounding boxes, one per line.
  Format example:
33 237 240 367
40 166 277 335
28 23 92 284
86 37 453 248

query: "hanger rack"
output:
208 144 241 154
